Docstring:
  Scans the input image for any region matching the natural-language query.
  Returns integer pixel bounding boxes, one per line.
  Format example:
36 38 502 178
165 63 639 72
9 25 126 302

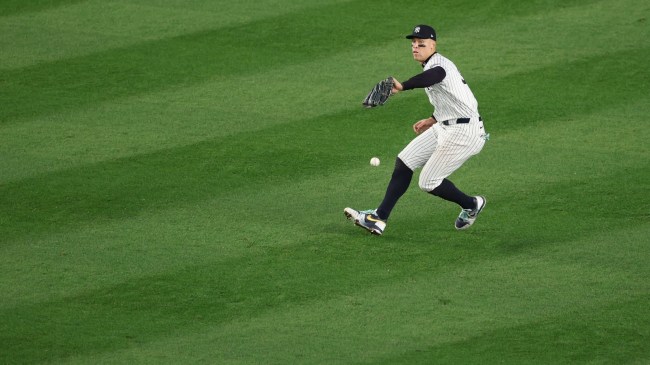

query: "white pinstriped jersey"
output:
423 53 479 122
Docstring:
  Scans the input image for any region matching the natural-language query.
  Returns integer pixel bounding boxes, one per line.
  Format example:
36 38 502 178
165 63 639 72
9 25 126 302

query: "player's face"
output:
411 38 436 63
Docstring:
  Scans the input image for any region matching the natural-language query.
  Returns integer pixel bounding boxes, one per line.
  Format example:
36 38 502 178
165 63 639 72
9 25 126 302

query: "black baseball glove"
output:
362 76 395 108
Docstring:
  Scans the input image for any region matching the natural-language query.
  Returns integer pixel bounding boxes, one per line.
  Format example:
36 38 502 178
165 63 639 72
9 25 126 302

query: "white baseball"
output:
370 157 381 166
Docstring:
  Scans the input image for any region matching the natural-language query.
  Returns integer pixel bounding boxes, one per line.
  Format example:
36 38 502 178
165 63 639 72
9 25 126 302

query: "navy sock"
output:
376 158 413 220
430 178 475 209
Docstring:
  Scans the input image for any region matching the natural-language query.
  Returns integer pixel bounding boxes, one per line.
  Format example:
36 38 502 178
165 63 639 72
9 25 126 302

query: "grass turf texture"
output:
1 0 649 363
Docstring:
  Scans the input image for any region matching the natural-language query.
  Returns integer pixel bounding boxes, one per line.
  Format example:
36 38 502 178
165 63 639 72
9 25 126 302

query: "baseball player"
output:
345 24 489 235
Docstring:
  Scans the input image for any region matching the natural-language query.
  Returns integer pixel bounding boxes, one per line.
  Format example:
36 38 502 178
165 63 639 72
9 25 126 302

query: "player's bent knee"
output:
418 176 442 192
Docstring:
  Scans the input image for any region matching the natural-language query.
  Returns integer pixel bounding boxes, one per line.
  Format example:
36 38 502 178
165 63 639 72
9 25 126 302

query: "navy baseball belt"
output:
442 116 482 126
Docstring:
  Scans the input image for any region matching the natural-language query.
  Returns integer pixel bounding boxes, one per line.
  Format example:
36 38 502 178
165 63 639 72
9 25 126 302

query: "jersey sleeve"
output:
401 66 446 90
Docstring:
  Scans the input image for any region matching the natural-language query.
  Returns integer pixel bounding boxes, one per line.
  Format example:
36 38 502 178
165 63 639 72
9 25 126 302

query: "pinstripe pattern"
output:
398 117 486 191
425 53 479 122
398 53 486 191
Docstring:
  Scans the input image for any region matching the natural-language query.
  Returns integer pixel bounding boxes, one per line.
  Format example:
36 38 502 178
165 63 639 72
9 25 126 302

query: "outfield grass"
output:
1 0 649 363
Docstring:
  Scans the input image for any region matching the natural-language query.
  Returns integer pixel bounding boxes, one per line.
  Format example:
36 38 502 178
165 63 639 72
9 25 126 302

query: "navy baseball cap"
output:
406 25 436 40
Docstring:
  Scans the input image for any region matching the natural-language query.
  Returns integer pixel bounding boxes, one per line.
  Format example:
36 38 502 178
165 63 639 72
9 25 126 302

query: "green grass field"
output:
1 0 649 363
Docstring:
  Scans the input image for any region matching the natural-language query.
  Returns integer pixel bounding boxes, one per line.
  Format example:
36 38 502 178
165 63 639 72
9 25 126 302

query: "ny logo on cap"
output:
414 26 420 33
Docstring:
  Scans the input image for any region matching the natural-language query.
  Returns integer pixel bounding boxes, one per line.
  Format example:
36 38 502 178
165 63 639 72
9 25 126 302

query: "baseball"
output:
370 157 381 166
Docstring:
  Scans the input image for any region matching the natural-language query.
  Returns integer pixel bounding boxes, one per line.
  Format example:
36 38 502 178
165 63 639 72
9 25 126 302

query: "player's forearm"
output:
402 67 446 90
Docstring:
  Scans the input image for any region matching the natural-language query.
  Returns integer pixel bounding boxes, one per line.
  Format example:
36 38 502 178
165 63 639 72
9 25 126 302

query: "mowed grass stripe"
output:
2 105 646 336
68 299 649 364
0 105 381 242
0 0 613 124
2 213 646 363
2 45 647 241
445 0 649 79
476 46 649 131
370 297 650 365
1 124 645 356
2 0 644 298
2 105 647 308
1 0 643 183
2 0 646 180
1 0 648 363
0 0 84 16
3 122 646 290
30 225 648 364
0 40 406 183
0 0 355 70
0 0 414 123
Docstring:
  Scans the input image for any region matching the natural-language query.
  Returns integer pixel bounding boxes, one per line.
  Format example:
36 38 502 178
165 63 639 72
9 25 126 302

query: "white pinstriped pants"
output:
398 117 486 191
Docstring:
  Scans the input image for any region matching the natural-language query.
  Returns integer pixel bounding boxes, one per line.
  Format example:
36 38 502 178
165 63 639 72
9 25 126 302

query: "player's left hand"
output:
391 78 403 94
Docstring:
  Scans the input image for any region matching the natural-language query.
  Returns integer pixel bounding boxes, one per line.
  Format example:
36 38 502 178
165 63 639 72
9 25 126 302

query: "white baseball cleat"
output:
455 196 486 230
344 207 386 235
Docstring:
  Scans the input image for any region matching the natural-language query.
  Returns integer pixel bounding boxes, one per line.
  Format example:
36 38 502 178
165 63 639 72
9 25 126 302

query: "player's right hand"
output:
413 117 435 134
